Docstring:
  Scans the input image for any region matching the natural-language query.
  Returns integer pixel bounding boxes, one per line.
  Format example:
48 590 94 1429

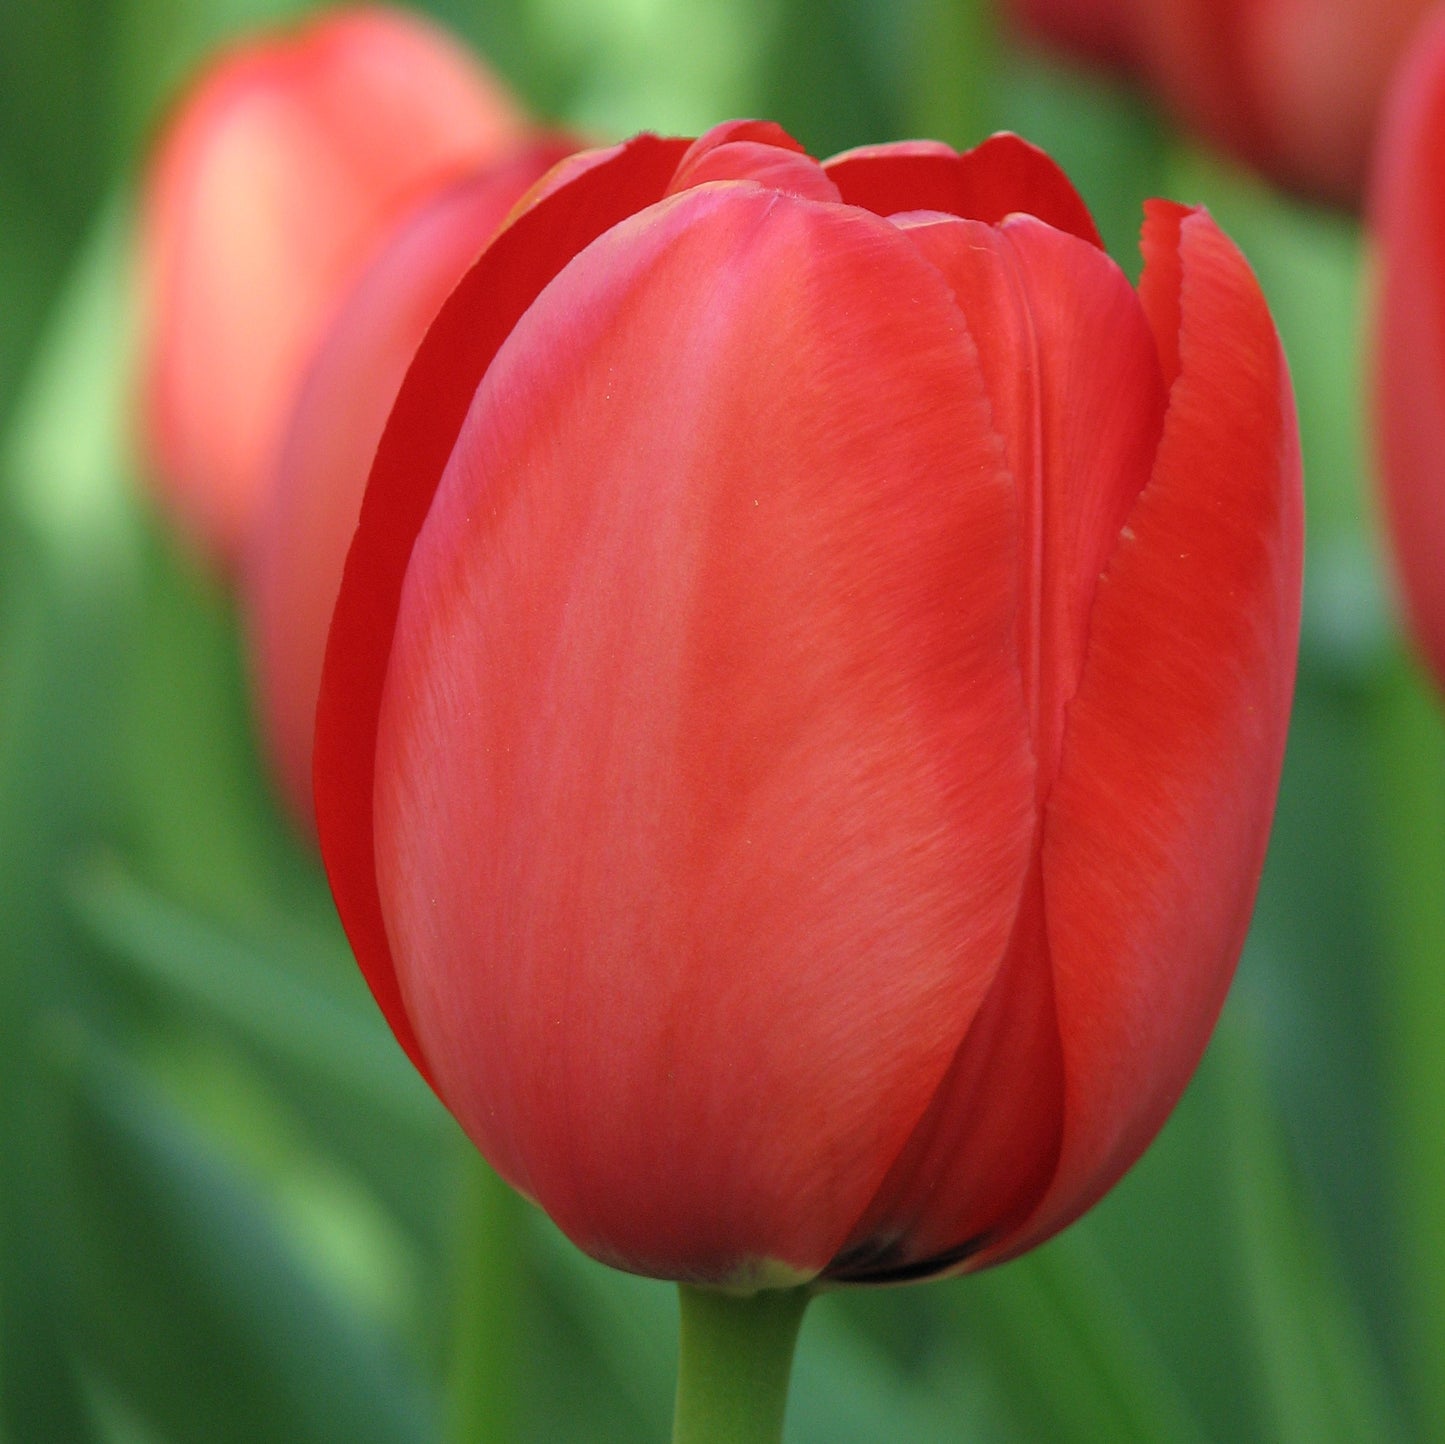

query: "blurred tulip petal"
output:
1371 8 1445 690
246 136 578 830
1008 0 1433 205
138 6 531 568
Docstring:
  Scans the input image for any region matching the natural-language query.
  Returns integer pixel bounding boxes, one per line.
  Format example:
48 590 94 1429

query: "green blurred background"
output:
2 0 1442 1439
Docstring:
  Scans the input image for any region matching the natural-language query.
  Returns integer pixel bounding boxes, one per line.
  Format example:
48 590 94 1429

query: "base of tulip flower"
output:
672 1283 812 1444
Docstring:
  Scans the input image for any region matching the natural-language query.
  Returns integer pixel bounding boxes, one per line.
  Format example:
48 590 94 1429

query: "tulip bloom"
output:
1010 0 1432 205
1372 9 1445 690
138 5 531 569
246 138 576 830
316 122 1302 1287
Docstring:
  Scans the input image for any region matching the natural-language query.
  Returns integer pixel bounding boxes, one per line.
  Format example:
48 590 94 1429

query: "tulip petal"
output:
830 212 1167 1277
900 213 1166 786
677 118 809 158
992 206 1302 1262
371 185 1036 1282
1372 9 1445 686
667 141 842 203
314 132 691 1082
825 134 1102 247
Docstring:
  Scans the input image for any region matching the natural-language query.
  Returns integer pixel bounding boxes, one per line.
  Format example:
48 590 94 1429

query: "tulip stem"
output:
1370 654 1445 1439
447 1149 523 1444
672 1284 811 1444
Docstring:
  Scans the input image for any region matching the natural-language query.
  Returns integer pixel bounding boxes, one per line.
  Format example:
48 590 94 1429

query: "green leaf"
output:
1363 655 1445 1440
72 863 444 1143
788 1296 976 1444
0 199 142 1444
48 1023 435 1444
944 1232 1210 1444
1217 1008 1405 1444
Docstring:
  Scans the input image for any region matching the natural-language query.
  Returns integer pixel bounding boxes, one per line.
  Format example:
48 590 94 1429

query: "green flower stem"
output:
672 1284 812 1444
448 1149 524 1444
1369 655 1445 1439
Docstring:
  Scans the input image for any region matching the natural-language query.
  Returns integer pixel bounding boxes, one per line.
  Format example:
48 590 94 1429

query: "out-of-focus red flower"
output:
245 138 577 831
138 5 530 570
1011 0 1433 205
1372 8 1445 688
315 121 1303 1288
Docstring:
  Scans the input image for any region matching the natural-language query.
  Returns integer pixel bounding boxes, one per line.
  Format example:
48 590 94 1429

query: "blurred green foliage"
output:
1 0 1440 1439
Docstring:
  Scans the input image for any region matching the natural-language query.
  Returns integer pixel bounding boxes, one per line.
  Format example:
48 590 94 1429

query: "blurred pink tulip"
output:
1011 0 1433 205
138 5 531 569
1372 7 1445 687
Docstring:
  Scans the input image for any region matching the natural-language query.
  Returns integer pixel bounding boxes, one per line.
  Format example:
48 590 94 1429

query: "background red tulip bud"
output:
137 5 531 570
1010 0 1433 206
1371 7 1445 691
315 121 1303 1289
245 137 578 832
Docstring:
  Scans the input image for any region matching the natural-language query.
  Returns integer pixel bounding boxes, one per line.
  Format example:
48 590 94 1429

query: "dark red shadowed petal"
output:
313 131 691 1081
1137 199 1188 391
1010 0 1134 68
825 133 1102 247
1372 8 1445 688
370 186 1035 1282
496 136 659 221
987 206 1302 1265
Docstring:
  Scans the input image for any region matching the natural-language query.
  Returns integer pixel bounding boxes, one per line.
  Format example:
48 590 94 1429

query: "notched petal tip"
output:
1137 197 1201 392
956 132 1103 247
824 131 1102 247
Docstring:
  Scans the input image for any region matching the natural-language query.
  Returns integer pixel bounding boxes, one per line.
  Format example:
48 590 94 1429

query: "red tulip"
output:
245 137 577 831
1010 0 1433 205
1372 8 1445 689
315 122 1302 1286
137 5 531 569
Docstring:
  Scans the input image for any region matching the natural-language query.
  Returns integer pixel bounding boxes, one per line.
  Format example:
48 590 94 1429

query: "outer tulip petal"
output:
1372 8 1445 688
830 212 1167 1278
247 139 575 830
371 186 1036 1283
825 134 1102 247
314 133 691 1081
991 206 1302 1263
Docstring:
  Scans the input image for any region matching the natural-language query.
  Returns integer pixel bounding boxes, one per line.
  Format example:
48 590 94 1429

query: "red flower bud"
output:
138 6 531 570
245 138 577 832
1010 0 1433 206
316 122 1303 1287
1371 8 1445 690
